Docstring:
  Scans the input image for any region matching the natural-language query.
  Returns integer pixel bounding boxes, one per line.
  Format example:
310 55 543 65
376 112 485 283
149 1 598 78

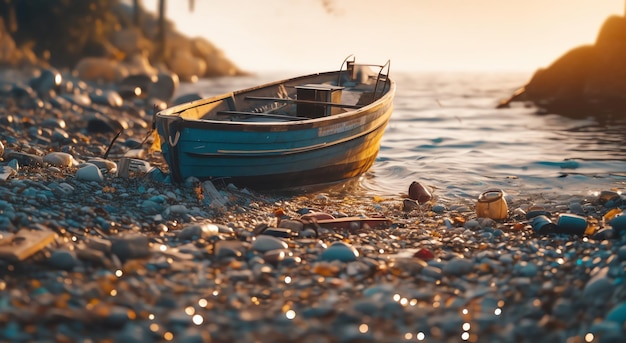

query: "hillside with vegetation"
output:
0 0 246 82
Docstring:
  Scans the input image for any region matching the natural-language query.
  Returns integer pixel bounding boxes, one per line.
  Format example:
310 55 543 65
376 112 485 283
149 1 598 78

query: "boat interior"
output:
167 57 391 123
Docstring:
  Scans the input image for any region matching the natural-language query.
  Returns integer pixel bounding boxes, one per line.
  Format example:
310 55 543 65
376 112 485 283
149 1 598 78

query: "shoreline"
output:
1 66 625 342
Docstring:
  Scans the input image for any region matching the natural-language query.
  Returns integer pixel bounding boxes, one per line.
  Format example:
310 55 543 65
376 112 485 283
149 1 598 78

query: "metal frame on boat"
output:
154 56 395 189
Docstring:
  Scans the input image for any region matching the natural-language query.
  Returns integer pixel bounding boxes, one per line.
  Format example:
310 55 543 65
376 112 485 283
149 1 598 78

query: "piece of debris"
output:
0 229 57 261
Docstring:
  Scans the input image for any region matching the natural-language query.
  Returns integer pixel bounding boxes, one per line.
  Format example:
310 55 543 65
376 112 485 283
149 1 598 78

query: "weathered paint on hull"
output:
161 106 390 187
168 120 387 188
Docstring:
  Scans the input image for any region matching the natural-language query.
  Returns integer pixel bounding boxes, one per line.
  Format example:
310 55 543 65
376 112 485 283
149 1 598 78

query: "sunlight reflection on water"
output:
180 71 626 202
364 72 626 201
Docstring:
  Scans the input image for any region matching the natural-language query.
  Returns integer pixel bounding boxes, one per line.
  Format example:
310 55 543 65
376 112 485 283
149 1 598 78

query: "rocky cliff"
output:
498 15 626 119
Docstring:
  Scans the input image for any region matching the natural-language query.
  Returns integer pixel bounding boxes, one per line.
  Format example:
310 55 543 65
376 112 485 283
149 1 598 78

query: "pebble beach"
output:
1 67 626 343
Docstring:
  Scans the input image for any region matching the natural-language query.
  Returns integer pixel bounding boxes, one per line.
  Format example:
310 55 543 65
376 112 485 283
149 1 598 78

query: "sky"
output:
141 0 624 73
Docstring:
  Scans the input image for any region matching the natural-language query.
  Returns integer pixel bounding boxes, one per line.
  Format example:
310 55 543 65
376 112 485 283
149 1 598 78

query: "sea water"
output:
176 71 626 202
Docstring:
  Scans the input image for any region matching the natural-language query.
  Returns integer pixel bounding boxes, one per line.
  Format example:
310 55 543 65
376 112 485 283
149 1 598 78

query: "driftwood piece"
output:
117 158 152 178
0 229 57 261
309 216 392 231
0 166 17 181
202 180 229 208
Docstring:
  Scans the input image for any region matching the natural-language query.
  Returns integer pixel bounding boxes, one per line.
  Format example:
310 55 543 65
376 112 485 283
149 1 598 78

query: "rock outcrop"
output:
74 57 128 82
1 1 247 83
0 18 38 68
498 15 626 119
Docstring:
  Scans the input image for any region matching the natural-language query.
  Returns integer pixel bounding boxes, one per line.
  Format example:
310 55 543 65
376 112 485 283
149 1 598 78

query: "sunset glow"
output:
142 0 623 72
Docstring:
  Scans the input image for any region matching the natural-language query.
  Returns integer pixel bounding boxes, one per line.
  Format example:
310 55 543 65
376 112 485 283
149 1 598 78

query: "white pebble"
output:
76 163 103 182
43 152 74 168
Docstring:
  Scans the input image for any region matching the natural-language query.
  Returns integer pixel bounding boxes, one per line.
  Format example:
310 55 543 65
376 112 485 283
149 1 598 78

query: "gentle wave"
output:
180 71 626 201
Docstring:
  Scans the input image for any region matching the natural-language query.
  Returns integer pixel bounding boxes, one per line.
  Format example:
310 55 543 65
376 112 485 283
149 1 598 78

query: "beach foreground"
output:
1 68 625 343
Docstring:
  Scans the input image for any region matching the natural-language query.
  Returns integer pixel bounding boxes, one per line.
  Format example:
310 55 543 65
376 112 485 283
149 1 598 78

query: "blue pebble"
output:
66 219 81 228
31 287 49 296
2 321 20 340
0 217 13 230
36 193 48 203
22 188 37 197
605 199 618 208
481 232 494 240
148 195 166 203
95 217 111 231
0 201 15 220
320 241 358 262
141 200 164 214
606 302 626 324
146 168 167 183
431 204 446 213
297 208 312 215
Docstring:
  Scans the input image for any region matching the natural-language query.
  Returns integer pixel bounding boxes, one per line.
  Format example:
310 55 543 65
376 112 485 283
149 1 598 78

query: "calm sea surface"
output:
176 71 626 202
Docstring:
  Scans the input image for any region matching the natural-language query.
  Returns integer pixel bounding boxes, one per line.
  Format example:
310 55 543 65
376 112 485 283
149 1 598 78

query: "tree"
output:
7 0 121 67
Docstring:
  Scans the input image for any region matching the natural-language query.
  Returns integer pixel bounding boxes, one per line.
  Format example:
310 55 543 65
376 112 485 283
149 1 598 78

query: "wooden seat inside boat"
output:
243 83 366 119
215 110 306 121
243 96 362 109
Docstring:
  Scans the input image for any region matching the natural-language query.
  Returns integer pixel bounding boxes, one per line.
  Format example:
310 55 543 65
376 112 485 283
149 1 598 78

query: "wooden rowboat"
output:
154 56 395 189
